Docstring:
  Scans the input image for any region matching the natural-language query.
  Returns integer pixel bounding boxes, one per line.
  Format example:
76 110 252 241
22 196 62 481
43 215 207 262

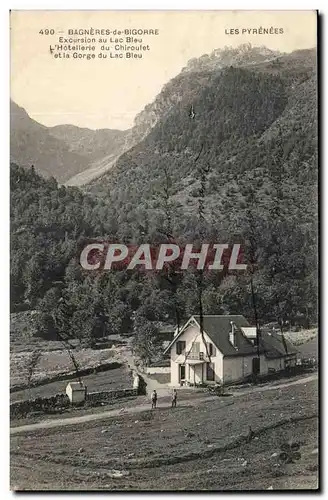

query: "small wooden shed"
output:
66 382 87 404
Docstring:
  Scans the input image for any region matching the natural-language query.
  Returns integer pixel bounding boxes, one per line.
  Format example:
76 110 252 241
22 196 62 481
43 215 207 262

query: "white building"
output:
66 382 87 404
163 315 297 386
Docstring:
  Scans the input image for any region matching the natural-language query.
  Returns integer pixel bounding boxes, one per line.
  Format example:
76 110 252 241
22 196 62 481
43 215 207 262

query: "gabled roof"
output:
66 382 85 390
193 315 256 357
164 314 257 357
163 315 298 359
259 330 298 358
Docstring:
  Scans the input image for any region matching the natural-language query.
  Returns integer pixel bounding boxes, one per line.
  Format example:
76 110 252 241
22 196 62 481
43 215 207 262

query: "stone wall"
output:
10 393 70 419
11 377 141 419
87 388 138 403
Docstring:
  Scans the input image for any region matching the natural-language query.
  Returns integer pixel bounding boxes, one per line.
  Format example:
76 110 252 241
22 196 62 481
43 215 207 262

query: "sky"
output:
10 10 317 130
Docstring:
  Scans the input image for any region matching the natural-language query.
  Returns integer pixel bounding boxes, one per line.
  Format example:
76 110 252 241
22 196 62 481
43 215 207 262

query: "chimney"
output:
229 321 236 347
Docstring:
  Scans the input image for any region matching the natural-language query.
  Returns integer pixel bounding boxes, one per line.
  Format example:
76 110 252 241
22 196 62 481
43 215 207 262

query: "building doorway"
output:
179 364 186 384
252 357 260 375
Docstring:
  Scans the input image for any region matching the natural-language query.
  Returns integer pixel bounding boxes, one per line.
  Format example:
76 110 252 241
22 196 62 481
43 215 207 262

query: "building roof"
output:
163 315 298 359
259 330 298 358
193 315 256 357
164 315 256 357
66 382 85 390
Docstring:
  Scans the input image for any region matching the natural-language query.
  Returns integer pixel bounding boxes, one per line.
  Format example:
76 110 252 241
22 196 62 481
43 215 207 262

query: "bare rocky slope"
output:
10 101 129 184
10 101 90 183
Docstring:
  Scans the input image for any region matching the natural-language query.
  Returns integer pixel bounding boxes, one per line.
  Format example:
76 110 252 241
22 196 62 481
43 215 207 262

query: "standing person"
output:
151 389 157 409
172 389 177 408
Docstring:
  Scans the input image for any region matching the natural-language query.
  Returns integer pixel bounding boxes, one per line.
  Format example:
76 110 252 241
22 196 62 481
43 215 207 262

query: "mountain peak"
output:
182 43 284 73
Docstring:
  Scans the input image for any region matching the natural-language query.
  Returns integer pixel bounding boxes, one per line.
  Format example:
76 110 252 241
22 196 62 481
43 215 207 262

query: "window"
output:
176 341 186 355
206 362 215 381
190 342 200 355
207 342 216 357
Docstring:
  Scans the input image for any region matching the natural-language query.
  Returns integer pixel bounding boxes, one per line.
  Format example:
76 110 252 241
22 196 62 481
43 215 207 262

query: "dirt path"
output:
115 344 172 397
234 372 318 395
10 373 317 435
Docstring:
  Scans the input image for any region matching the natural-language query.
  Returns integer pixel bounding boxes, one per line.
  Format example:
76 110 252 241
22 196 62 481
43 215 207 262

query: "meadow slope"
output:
11 378 318 491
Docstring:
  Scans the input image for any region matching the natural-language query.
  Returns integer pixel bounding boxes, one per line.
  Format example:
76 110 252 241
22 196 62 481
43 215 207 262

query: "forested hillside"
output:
122 44 285 149
10 46 317 360
86 48 317 330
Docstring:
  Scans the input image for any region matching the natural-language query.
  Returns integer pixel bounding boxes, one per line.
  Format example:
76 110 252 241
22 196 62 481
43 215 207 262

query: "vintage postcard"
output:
10 10 318 491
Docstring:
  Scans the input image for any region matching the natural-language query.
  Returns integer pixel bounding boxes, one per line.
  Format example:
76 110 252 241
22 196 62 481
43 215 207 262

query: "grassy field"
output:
297 337 318 360
285 329 318 347
10 378 318 491
10 347 117 389
10 365 132 403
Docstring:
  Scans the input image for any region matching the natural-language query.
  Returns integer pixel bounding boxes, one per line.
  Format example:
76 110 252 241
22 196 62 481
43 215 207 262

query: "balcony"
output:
186 352 205 361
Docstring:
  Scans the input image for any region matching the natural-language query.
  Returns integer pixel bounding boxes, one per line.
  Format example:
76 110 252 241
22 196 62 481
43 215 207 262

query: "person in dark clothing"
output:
151 390 157 409
171 389 177 408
